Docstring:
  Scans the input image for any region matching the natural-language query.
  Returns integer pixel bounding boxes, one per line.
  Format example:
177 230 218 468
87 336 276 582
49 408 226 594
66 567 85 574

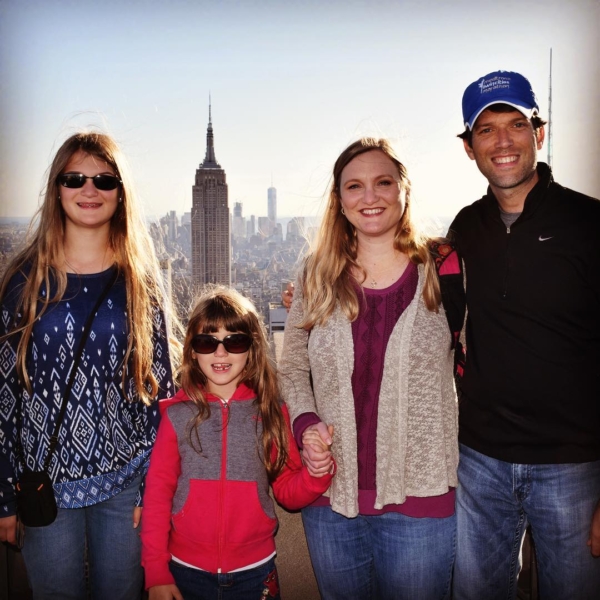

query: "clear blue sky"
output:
1 0 598 226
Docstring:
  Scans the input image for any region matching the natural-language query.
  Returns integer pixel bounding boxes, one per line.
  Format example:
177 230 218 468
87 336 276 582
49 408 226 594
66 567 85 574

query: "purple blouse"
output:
294 261 454 517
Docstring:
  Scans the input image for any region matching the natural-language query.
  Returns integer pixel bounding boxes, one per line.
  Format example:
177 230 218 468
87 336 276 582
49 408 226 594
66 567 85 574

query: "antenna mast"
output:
547 48 553 169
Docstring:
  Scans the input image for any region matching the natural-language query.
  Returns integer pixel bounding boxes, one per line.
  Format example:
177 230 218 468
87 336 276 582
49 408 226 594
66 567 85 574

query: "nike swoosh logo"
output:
539 236 553 241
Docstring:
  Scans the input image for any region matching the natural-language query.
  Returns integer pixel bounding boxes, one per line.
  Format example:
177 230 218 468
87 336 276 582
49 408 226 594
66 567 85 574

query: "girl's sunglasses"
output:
191 333 253 354
58 173 122 191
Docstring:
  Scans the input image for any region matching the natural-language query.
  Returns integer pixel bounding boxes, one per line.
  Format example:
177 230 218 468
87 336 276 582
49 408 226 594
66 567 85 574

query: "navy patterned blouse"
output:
0 266 174 516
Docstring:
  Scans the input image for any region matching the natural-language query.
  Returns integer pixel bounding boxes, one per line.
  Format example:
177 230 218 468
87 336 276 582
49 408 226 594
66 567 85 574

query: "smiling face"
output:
59 151 120 234
338 150 405 244
465 109 545 205
193 327 249 399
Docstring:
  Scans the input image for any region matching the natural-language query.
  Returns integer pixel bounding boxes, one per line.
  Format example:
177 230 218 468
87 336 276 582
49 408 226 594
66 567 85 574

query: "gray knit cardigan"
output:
279 264 459 518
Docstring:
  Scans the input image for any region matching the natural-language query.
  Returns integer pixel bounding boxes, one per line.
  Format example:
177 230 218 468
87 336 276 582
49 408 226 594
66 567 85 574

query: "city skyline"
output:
1 0 598 226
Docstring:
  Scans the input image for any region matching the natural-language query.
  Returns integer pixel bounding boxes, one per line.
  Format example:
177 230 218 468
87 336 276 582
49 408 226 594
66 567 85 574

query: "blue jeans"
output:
453 444 600 600
21 478 143 600
169 557 281 600
301 506 455 600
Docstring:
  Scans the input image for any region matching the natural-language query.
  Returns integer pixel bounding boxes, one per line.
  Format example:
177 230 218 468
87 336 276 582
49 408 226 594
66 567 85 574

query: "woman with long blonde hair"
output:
0 131 177 599
280 138 459 599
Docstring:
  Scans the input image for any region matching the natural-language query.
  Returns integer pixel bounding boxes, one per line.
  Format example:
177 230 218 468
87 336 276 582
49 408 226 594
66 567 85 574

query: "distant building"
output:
268 302 287 335
167 210 178 241
232 202 246 239
246 215 256 238
267 186 277 236
257 216 270 238
272 222 283 242
191 102 231 286
287 216 304 241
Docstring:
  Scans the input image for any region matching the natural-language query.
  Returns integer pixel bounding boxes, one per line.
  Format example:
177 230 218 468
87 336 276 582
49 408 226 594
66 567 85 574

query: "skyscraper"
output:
191 102 231 286
287 216 305 241
166 210 178 241
246 215 256 238
232 202 246 239
267 186 277 236
257 216 270 239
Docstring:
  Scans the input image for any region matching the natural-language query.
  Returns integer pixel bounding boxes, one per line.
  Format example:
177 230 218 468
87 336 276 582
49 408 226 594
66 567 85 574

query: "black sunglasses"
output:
58 173 122 191
191 333 253 354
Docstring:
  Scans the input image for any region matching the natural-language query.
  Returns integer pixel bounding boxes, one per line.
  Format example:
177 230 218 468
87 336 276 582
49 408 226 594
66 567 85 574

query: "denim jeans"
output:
453 444 600 600
21 477 143 599
301 506 455 600
169 557 281 600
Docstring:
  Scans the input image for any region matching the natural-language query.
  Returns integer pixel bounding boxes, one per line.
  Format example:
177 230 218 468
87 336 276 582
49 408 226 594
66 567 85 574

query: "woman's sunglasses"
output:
191 333 253 354
58 173 122 191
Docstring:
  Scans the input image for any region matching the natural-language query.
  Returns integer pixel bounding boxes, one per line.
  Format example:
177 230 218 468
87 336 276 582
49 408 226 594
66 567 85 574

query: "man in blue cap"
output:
449 70 600 599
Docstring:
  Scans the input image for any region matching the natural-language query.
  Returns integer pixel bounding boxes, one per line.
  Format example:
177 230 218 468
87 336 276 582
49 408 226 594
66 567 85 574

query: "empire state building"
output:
191 103 231 287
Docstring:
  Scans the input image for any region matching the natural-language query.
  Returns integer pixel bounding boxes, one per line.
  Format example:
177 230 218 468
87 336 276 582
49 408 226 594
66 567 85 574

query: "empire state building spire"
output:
201 96 221 169
191 94 230 287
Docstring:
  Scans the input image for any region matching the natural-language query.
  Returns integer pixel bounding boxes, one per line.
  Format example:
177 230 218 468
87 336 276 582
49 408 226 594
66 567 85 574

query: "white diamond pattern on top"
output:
0 340 16 378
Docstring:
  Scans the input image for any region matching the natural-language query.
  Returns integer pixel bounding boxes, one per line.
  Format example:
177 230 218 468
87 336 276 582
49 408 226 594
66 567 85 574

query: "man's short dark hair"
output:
457 103 547 147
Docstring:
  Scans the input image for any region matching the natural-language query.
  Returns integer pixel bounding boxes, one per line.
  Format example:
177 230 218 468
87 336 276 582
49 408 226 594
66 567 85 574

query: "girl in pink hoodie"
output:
141 286 334 600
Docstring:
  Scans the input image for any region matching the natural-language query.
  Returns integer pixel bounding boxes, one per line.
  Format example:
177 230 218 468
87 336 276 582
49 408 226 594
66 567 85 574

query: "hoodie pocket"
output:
223 480 277 544
171 479 220 544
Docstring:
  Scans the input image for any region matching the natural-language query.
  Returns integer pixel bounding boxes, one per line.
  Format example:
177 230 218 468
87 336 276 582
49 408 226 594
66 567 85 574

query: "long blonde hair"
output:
178 286 288 480
299 137 441 329
0 131 180 404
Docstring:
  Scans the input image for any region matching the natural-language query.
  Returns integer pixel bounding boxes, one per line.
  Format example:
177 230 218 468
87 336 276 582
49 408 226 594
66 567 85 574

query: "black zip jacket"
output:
449 163 600 464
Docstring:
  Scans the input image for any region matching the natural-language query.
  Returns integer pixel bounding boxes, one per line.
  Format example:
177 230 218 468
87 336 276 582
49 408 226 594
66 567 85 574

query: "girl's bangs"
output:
197 300 254 335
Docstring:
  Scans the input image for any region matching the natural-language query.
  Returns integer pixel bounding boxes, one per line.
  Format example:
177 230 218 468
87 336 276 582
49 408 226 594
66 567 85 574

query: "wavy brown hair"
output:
299 137 441 329
0 131 181 404
178 286 288 480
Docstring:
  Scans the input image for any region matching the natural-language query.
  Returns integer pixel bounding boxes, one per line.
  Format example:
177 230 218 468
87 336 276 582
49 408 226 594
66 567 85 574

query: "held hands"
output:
149 584 184 600
301 422 335 478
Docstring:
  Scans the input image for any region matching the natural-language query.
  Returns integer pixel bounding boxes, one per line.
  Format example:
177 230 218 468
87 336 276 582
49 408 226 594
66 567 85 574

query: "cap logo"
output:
478 75 511 95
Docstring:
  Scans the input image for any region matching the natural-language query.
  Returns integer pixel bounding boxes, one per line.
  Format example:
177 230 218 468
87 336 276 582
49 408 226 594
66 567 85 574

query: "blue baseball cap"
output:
462 70 539 130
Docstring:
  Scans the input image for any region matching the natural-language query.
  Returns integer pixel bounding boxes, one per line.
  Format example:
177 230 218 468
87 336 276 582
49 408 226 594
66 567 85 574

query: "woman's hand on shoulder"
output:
282 282 295 312
149 584 184 600
302 423 335 478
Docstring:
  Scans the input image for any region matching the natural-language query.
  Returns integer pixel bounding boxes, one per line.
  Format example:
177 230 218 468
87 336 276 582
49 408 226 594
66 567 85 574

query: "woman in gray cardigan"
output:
279 138 458 600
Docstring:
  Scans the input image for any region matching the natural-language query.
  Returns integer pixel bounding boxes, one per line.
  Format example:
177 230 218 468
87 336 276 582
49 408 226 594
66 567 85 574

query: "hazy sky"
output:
1 0 598 225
